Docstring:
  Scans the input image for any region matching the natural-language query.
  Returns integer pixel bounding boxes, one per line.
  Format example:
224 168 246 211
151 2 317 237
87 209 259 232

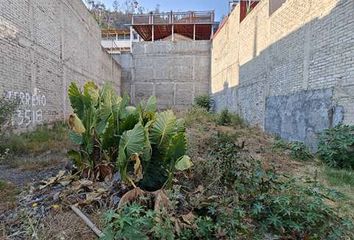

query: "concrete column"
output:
152 25 155 42
193 24 196 41
130 26 133 53
172 24 175 41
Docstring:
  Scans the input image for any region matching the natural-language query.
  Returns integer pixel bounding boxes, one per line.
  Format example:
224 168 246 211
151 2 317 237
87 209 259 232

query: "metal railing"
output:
132 11 215 25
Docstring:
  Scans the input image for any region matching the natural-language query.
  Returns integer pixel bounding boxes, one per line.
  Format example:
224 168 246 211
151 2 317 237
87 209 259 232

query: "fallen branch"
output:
70 205 104 238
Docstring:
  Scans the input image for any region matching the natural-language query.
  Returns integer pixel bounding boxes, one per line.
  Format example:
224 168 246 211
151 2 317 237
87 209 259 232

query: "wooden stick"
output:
70 205 104 238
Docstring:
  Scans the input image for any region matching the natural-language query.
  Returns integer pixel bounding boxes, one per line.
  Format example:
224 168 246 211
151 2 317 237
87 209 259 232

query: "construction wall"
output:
211 0 354 148
0 0 121 129
116 41 211 109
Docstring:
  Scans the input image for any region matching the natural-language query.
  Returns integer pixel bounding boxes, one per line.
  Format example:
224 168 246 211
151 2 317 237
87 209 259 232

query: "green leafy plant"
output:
217 109 232 126
194 95 213 112
273 139 313 161
193 133 354 239
318 125 354 169
216 109 244 127
289 141 313 161
101 203 175 240
0 97 19 159
67 81 192 190
0 97 18 132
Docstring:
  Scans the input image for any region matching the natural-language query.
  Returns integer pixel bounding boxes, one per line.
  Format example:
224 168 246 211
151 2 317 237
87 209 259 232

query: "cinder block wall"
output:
211 0 354 148
116 41 211 109
0 0 121 128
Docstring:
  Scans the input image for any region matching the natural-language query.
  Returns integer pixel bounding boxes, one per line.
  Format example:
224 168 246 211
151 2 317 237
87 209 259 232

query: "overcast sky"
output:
94 0 229 21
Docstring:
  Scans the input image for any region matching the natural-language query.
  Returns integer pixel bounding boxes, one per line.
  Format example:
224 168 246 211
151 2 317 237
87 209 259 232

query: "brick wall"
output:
211 0 354 147
116 41 211 109
0 0 121 129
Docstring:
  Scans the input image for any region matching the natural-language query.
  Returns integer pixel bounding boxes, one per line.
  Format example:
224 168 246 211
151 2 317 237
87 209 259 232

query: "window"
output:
269 0 287 15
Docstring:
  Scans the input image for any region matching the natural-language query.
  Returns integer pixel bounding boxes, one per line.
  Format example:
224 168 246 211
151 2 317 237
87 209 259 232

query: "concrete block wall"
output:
211 0 354 147
0 0 121 129
116 41 211 109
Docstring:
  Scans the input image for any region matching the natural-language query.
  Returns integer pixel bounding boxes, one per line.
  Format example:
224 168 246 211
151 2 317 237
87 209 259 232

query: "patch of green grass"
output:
216 109 245 127
184 107 216 128
0 180 6 190
0 122 71 156
324 167 354 187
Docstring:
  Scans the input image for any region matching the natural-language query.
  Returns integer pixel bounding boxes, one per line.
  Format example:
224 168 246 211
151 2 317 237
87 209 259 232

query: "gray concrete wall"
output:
0 0 121 129
116 41 211 109
211 0 354 147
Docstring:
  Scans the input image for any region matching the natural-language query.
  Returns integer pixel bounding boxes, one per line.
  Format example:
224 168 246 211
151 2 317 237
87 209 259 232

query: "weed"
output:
101 203 175 240
272 139 313 161
0 97 18 158
289 141 313 161
324 167 354 187
318 125 354 169
0 97 18 133
0 122 70 157
194 95 213 112
184 107 216 128
0 180 6 190
216 109 245 127
193 133 354 239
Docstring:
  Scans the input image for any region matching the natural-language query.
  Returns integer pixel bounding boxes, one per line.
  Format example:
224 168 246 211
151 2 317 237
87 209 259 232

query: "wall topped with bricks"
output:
211 0 354 148
116 41 211 109
0 0 121 128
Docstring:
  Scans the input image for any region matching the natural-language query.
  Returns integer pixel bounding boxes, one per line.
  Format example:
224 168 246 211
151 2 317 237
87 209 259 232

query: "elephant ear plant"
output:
67 81 193 190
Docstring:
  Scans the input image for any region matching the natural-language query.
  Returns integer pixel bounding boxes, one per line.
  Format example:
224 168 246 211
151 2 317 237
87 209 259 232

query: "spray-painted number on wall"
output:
5 88 47 127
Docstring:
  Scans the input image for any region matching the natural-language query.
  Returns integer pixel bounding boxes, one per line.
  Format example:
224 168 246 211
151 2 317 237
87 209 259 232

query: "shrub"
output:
216 109 245 127
289 141 313 161
318 125 354 169
67 81 193 190
102 203 175 240
216 109 232 126
273 139 313 161
194 95 213 111
194 133 354 239
0 97 18 159
0 97 18 132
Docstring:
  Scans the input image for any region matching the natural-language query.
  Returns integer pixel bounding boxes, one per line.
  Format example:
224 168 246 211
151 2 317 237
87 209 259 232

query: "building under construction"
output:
131 11 215 41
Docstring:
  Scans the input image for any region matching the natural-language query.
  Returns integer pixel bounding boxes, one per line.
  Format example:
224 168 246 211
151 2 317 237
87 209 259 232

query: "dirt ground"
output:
0 110 353 239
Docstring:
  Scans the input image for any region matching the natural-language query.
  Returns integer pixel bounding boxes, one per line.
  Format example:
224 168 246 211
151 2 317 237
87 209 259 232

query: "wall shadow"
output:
212 0 353 148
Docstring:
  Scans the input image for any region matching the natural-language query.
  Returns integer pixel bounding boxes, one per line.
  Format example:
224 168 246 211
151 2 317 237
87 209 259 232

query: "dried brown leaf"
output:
153 190 169 212
181 212 196 225
118 187 145 209
132 154 143 182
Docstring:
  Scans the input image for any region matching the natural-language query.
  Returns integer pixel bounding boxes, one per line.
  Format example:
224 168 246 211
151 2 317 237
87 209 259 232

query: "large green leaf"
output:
175 155 193 171
142 120 153 162
68 150 83 169
150 110 177 147
142 96 157 115
117 123 146 181
69 131 83 145
68 82 85 119
138 96 157 125
84 81 99 105
98 83 122 120
166 132 187 164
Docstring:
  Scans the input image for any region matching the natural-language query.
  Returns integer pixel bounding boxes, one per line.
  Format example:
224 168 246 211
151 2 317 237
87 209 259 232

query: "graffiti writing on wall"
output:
5 88 47 127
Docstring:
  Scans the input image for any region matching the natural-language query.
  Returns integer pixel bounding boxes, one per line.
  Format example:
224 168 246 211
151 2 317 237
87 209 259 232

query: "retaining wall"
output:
115 40 211 109
0 0 121 128
211 0 354 147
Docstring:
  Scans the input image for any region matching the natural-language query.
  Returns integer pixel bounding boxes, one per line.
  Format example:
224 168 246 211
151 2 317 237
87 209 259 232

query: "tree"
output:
113 0 120 12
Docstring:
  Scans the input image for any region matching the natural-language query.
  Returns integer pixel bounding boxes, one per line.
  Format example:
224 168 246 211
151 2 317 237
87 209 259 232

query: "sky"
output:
98 0 230 21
